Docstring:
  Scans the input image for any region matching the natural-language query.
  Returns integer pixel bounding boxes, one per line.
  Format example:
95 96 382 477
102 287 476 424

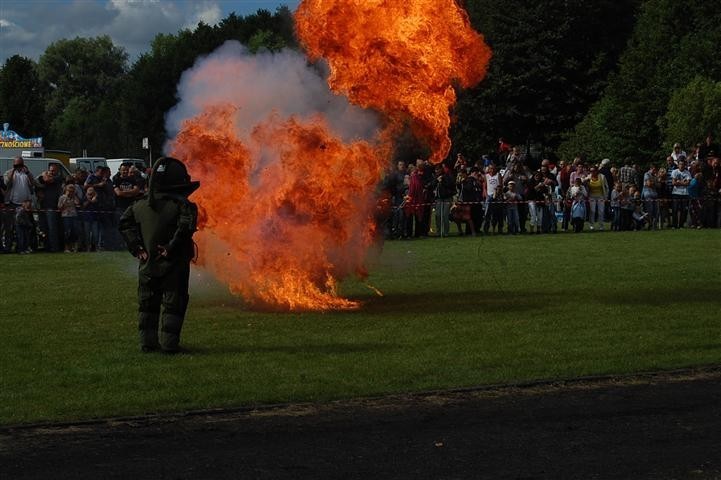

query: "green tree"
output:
38 36 128 154
661 76 721 152
0 55 46 137
453 0 639 163
560 0 721 162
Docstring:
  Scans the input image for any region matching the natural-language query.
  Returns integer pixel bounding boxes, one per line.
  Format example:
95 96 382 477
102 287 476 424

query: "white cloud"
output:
0 0 246 64
186 1 222 29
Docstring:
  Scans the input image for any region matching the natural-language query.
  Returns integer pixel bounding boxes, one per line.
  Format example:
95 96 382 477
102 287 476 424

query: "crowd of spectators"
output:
1 157 146 254
383 135 721 238
3 134 720 255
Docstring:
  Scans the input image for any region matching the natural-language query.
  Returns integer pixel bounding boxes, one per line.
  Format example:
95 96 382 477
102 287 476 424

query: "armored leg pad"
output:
138 311 160 350
160 313 184 352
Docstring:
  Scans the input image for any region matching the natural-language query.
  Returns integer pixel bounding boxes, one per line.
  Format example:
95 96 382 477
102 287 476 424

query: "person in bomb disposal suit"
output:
119 157 200 353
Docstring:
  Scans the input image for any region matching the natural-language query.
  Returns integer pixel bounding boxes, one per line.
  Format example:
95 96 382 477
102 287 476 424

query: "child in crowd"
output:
58 183 80 253
504 181 520 234
632 192 649 230
81 186 102 251
620 185 636 230
15 200 35 254
568 178 587 233
641 177 658 229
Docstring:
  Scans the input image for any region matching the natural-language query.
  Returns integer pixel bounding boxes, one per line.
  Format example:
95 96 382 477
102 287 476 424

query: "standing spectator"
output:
497 138 512 163
14 200 35 254
36 163 64 252
431 164 455 237
599 158 614 221
671 143 686 162
483 185 505 234
619 185 635 231
3 157 37 253
129 166 147 194
656 168 670 229
503 162 530 233
483 163 502 216
453 153 468 174
114 164 142 249
698 134 720 161
526 170 545 234
569 162 587 186
631 192 649 230
467 168 484 235
504 146 522 169
81 186 102 251
405 164 426 238
619 158 637 187
641 171 659 230
454 169 481 236
557 160 572 231
610 166 620 186
85 166 115 250
504 181 521 235
670 158 692 229
58 184 80 253
664 155 678 177
584 166 608 231
568 178 587 233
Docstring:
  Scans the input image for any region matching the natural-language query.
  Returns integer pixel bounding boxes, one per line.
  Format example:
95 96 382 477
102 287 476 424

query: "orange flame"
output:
295 0 492 164
169 1 490 311
171 105 388 311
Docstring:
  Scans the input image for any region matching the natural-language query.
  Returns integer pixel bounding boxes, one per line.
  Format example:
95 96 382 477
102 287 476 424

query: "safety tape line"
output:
0 206 118 214
382 197 713 208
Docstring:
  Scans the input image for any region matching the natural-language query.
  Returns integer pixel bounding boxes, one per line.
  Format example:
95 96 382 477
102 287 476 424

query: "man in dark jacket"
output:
119 157 200 353
37 163 64 252
431 164 456 237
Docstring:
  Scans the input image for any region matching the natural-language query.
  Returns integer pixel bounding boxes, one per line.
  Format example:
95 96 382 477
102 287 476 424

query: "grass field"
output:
1 229 720 425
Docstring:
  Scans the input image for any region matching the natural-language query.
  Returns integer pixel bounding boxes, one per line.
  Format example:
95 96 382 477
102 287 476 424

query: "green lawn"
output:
1 229 720 424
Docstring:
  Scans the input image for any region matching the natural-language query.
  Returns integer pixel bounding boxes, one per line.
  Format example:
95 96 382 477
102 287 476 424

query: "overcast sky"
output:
0 0 300 64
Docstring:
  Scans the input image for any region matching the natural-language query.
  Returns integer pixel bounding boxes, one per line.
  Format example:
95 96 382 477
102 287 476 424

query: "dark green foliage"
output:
0 55 46 137
37 36 128 155
662 76 721 152
560 0 721 162
452 0 639 161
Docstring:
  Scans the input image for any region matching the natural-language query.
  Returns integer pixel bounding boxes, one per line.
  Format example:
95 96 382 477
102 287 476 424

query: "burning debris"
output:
167 0 491 311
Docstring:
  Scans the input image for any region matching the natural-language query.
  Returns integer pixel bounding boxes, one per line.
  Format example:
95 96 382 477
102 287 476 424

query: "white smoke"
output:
165 40 380 145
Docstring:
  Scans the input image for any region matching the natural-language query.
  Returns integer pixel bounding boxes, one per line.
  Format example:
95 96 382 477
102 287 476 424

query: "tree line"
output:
1 1 719 165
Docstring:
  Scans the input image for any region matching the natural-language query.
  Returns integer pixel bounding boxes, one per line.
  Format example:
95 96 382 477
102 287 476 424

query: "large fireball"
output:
168 1 491 311
295 0 491 164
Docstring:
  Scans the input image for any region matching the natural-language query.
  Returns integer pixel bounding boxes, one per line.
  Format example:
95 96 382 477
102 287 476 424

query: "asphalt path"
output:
2 368 721 479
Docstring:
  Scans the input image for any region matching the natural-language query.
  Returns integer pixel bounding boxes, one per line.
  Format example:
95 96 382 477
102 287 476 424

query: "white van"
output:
106 158 147 178
0 157 73 180
69 157 106 173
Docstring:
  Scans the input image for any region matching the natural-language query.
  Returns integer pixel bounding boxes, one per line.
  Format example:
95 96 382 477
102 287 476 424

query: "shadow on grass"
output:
358 290 547 316
593 286 721 306
185 342 398 356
